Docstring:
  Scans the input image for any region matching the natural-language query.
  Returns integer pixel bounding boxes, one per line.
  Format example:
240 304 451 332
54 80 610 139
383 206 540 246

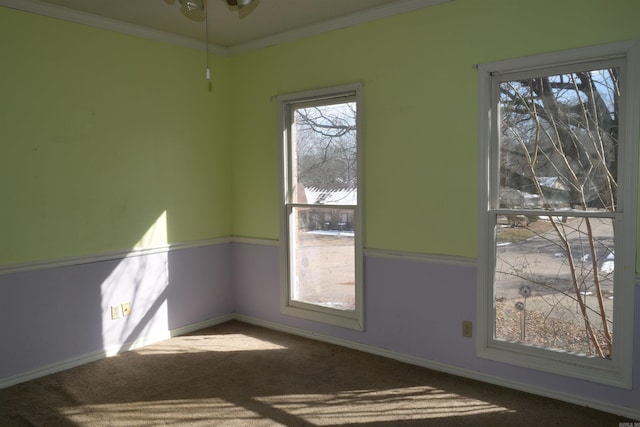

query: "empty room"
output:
1 0 639 424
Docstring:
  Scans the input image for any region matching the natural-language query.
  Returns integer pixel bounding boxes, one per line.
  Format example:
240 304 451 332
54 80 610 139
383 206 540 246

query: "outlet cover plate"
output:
462 320 473 338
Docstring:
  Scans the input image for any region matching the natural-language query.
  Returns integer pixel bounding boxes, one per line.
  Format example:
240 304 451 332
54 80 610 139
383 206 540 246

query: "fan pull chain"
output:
205 0 211 80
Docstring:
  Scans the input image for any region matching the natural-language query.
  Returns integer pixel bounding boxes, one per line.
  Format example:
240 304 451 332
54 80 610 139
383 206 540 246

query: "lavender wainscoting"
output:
0 243 233 384
231 241 640 418
166 244 233 329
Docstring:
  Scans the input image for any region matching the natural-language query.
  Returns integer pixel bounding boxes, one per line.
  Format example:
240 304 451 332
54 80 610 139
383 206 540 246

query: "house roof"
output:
304 187 357 205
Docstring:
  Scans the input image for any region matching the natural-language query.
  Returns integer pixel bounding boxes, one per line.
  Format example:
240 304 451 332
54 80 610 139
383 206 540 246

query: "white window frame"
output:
477 41 640 388
278 83 364 330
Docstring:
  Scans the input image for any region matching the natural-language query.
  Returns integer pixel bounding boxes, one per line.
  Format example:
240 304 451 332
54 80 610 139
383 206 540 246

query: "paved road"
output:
495 216 614 324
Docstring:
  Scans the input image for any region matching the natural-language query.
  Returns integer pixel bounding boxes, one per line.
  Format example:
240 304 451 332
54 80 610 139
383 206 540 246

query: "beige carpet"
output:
0 320 631 426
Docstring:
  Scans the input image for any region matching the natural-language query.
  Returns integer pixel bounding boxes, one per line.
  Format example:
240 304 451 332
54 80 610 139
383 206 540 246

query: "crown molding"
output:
0 0 451 56
0 0 230 55
226 0 452 55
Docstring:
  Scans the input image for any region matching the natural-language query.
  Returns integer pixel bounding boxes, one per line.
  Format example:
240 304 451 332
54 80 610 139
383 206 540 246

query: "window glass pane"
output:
494 216 614 357
292 102 357 205
290 206 355 311
498 68 619 211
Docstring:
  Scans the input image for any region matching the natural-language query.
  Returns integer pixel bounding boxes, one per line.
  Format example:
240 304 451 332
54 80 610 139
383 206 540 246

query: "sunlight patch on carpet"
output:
59 398 284 426
134 334 288 355
255 385 514 424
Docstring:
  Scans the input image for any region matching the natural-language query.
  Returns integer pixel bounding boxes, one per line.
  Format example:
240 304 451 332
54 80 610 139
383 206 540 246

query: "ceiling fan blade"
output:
227 0 255 8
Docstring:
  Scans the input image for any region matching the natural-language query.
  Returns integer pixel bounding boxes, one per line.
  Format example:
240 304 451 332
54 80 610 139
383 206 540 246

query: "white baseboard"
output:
0 314 234 390
169 314 235 338
233 314 640 421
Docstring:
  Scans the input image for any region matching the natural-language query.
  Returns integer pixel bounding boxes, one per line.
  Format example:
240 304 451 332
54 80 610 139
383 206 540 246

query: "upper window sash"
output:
282 91 359 207
488 58 626 214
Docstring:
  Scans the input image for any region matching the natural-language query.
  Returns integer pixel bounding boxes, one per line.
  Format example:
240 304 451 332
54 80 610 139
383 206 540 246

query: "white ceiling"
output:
1 0 449 54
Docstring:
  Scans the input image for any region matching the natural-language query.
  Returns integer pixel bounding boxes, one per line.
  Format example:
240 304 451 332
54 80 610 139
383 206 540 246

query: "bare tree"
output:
295 103 357 189
496 68 619 357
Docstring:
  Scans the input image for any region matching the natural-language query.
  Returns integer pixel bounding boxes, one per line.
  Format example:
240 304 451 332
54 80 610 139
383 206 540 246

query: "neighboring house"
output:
299 186 357 230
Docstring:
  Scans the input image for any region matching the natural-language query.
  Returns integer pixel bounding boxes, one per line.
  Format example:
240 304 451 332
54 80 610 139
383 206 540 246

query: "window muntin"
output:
478 43 638 387
279 84 363 330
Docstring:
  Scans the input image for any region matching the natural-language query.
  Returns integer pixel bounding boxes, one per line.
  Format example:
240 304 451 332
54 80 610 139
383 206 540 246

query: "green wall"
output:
2 0 639 265
0 7 232 265
229 0 640 259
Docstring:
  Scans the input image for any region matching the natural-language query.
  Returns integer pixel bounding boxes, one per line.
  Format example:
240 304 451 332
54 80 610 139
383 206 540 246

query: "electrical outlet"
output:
121 302 131 317
462 320 473 338
111 305 121 320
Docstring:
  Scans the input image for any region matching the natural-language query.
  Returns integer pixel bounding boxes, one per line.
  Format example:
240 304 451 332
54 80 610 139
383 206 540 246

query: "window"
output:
477 42 639 387
278 84 363 330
